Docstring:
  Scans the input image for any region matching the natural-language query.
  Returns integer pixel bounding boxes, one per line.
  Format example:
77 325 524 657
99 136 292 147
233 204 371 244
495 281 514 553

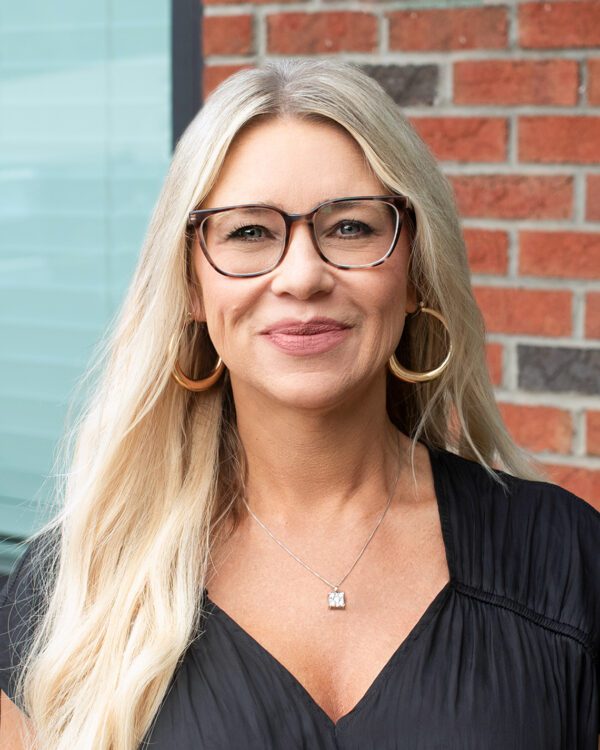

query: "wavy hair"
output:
14 58 541 749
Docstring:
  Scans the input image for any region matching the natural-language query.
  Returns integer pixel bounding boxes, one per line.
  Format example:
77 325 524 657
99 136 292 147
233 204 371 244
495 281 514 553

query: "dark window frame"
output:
172 0 203 150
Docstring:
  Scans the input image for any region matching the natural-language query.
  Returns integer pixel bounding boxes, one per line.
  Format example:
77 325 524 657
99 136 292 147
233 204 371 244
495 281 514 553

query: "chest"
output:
149 586 582 750
205 498 450 724
229 576 450 724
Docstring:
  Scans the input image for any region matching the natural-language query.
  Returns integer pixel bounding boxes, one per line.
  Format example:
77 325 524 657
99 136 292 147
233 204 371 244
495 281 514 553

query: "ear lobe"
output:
188 288 206 322
405 280 419 315
187 242 207 321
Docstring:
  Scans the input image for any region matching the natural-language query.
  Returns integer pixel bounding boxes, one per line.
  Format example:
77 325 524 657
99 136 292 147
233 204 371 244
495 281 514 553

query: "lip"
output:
261 317 353 355
261 317 352 335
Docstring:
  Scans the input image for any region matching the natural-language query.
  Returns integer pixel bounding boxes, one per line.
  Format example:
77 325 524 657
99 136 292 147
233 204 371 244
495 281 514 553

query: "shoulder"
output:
0 528 60 710
431 447 600 649
0 528 59 610
431 444 598 535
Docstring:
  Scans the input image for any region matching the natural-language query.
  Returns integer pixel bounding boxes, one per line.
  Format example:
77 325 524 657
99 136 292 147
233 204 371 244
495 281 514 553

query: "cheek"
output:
193 249 229 320
378 293 408 349
194 255 263 347
372 242 411 307
367 259 411 348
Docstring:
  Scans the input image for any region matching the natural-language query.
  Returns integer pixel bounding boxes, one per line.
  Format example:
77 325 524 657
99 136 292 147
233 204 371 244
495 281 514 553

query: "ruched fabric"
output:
1 446 599 749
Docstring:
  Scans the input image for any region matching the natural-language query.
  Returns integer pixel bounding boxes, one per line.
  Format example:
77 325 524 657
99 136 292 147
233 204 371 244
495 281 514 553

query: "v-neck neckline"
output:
200 442 457 733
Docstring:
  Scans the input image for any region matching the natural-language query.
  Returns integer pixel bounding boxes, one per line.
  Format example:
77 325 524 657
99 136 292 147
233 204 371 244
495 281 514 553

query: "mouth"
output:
261 317 353 355
261 317 352 336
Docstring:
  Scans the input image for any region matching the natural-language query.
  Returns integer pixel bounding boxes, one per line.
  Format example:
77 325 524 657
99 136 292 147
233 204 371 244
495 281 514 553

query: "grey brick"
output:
361 64 438 106
518 345 600 396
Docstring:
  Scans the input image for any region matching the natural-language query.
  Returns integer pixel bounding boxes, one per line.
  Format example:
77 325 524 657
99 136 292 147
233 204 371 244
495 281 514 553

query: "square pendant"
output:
328 590 345 609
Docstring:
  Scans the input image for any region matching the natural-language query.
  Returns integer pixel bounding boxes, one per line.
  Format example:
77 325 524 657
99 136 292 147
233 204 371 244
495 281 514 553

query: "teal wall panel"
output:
0 0 172 570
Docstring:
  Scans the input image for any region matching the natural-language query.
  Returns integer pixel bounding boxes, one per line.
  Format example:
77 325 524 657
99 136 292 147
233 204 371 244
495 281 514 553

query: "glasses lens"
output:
314 200 399 267
201 207 285 275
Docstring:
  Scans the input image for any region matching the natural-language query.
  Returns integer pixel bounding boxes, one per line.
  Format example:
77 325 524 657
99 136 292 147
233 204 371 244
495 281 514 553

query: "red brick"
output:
450 175 573 220
519 231 600 280
203 65 253 97
388 7 507 51
473 287 572 336
267 12 377 54
587 175 600 221
543 463 600 511
585 292 600 339
463 228 508 274
519 117 600 164
499 402 572 454
587 412 600 457
588 59 600 105
410 117 507 163
519 1 600 49
203 15 253 56
486 342 503 386
454 60 578 106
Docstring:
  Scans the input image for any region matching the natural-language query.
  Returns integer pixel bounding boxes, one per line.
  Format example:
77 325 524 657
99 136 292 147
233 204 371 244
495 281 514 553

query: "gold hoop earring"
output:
170 313 225 392
388 304 453 383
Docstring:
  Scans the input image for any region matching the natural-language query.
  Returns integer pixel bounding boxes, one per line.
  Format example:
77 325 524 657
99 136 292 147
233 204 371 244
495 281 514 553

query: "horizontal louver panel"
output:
0 0 170 571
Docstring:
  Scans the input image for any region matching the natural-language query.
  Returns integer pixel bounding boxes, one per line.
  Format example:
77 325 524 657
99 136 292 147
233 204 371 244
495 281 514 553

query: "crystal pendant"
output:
328 588 345 609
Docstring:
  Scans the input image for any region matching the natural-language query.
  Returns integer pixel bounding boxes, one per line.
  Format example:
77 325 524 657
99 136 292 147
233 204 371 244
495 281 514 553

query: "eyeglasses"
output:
188 194 411 278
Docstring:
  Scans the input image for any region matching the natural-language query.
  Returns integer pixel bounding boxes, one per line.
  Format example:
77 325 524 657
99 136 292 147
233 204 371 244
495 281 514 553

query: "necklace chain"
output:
240 438 402 604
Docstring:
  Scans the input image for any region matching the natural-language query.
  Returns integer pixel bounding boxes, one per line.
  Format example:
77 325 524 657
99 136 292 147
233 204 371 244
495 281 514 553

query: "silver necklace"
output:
240 447 402 610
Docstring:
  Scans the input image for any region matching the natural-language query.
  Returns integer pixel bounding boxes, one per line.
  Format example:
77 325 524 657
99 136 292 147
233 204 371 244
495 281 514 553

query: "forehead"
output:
202 117 387 212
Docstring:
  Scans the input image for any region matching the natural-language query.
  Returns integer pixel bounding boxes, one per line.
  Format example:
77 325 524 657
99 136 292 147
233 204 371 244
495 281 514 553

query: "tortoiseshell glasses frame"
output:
187 194 412 278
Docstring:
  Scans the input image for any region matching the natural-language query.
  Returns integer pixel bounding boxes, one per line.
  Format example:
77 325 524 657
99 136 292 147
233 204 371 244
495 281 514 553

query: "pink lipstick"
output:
261 317 352 355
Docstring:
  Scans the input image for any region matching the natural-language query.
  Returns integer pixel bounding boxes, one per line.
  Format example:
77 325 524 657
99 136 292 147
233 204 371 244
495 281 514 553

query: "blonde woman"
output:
0 59 598 750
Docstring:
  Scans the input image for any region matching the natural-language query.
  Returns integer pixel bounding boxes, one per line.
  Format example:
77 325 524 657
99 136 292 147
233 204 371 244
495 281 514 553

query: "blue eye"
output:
226 224 271 241
336 221 372 236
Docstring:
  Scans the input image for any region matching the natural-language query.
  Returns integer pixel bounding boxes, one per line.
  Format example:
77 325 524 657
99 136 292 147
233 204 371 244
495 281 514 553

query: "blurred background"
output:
1 0 598 572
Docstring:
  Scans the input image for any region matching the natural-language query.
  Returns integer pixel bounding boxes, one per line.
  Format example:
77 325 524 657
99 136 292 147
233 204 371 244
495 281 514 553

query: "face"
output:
190 116 417 411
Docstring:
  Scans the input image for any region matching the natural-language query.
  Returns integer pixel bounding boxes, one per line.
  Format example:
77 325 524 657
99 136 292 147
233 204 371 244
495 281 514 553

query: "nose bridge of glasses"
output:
284 211 320 252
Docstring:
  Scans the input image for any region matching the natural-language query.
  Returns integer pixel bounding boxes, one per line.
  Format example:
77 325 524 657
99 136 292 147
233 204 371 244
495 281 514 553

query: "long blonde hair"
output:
15 58 541 749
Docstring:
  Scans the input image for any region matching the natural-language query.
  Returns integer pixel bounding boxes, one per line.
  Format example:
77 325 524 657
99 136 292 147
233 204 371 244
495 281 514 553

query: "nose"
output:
269 220 335 300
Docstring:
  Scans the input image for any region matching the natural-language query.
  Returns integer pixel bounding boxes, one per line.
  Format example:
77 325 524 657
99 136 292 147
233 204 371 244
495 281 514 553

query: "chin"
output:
256 371 363 412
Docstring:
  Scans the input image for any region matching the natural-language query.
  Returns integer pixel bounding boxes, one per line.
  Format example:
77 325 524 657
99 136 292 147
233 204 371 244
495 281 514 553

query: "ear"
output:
402 218 419 315
188 286 206 322
187 236 207 322
405 277 419 316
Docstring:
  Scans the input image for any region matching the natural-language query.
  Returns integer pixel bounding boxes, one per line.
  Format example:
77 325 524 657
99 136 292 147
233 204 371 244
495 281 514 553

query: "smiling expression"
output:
190 116 416 411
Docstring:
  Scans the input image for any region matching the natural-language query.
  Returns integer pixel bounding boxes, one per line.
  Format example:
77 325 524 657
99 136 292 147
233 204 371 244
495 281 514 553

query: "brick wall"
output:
201 0 600 508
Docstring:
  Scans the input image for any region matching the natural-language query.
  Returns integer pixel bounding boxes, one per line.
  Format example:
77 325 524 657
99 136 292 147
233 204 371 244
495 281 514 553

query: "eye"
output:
332 220 374 238
226 224 271 241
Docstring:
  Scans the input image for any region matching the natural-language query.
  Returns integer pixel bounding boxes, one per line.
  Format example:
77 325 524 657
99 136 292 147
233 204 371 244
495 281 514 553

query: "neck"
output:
231 376 411 528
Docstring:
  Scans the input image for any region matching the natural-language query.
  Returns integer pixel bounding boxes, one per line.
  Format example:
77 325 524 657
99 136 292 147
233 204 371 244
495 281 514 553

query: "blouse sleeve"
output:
0 532 57 713
571 494 600 734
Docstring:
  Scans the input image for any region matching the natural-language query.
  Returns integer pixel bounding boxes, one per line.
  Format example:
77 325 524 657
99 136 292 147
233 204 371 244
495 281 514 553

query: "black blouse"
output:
1 446 599 749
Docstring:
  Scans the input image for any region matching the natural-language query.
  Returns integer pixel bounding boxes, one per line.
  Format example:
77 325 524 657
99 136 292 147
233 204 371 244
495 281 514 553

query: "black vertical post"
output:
172 0 203 151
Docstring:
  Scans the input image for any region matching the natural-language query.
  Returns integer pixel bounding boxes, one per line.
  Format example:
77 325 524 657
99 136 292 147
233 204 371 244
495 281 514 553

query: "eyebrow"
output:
244 197 339 210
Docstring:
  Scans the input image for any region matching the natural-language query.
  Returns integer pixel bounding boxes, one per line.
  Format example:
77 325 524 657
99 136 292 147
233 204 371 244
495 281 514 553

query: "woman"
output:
0 58 598 750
